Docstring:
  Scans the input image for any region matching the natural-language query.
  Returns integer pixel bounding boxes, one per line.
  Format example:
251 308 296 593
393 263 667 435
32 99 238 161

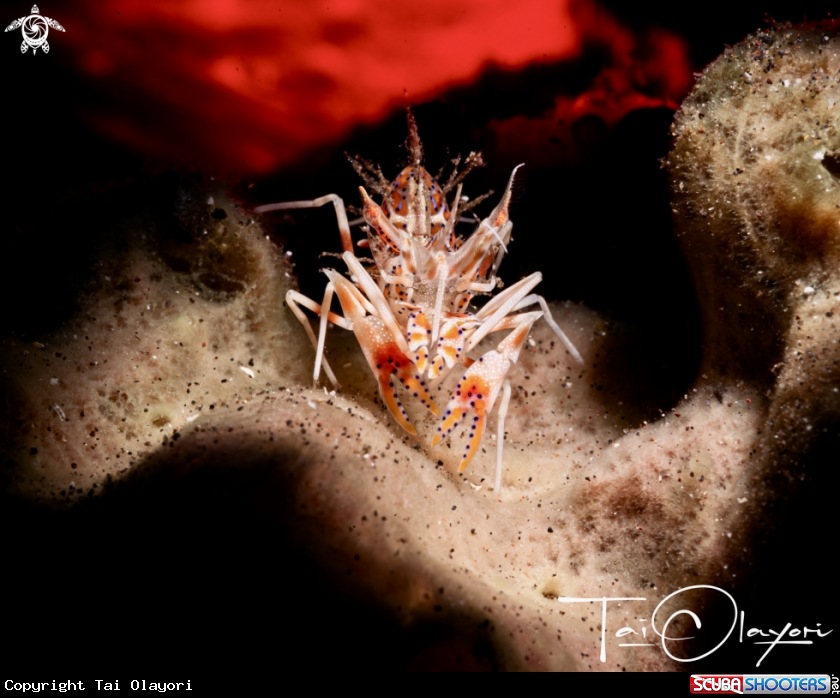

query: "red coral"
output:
58 0 690 173
488 2 693 167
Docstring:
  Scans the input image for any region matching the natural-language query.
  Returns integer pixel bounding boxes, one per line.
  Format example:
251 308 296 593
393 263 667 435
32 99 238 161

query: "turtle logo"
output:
5 5 64 54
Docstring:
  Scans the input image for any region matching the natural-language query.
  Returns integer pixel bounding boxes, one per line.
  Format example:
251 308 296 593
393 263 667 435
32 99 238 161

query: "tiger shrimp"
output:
256 111 583 493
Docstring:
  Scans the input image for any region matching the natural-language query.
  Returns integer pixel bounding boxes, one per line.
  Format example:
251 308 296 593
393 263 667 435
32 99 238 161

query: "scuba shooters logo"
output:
689 675 832 694
5 5 64 54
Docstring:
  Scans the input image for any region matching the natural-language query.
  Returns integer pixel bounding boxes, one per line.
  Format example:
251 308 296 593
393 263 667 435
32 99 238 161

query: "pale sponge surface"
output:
1 192 311 504
669 19 840 380
668 19 840 523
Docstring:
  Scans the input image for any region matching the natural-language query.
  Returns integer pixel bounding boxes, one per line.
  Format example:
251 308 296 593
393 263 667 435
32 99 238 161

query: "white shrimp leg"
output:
429 254 448 346
285 288 352 387
511 294 583 365
470 274 583 365
494 380 512 493
472 273 540 322
466 273 543 352
255 194 354 254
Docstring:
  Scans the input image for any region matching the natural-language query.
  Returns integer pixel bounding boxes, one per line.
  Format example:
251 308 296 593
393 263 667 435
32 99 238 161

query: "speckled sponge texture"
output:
3 20 839 673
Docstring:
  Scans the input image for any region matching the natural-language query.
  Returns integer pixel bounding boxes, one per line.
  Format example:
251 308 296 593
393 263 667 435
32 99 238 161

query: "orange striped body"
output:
382 167 451 240
326 119 537 473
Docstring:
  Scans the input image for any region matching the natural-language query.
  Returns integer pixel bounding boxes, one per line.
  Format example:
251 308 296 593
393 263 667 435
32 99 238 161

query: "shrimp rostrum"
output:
256 112 583 493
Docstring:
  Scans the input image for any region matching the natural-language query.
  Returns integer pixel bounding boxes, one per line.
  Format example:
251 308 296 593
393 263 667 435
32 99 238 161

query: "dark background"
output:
1 0 836 678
